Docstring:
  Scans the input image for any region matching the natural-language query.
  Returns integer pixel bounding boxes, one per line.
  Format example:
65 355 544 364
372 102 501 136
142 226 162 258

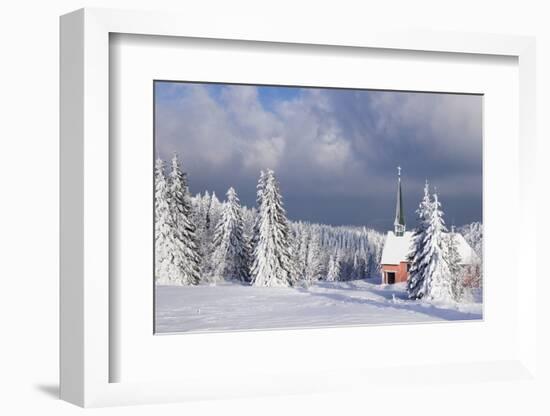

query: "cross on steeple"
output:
397 166 401 177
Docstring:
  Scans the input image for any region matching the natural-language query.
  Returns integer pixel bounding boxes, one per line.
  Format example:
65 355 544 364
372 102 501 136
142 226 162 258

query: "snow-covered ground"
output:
155 278 483 334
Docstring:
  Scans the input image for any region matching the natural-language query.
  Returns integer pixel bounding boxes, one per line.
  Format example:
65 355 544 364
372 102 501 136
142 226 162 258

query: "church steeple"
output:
394 166 406 236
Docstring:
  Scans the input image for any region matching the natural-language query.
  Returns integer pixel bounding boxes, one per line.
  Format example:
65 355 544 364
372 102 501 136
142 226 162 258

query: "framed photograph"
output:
60 8 537 407
152 81 483 335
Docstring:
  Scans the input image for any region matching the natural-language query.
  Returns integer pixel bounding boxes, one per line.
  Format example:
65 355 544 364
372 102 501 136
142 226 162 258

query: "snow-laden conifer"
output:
256 170 267 206
366 254 377 278
203 191 213 232
447 227 464 301
250 170 294 287
326 251 341 282
199 191 224 277
305 232 324 283
351 252 362 279
154 158 173 283
249 171 267 262
167 153 201 285
289 227 304 283
207 192 223 233
294 224 309 280
192 191 211 271
420 192 453 302
407 181 432 299
210 187 250 282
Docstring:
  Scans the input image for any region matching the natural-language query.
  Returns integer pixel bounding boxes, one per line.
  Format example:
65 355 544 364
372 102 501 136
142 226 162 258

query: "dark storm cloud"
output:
155 82 482 230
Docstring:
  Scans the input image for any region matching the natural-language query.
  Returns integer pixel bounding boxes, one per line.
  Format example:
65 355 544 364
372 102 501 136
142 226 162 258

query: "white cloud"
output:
155 84 482 204
243 136 285 171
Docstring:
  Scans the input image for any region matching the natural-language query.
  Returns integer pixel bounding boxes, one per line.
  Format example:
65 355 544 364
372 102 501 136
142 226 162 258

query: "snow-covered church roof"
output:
380 231 479 266
380 231 413 265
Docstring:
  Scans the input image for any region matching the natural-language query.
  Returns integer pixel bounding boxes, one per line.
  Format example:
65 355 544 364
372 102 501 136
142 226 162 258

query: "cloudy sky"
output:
155 81 482 231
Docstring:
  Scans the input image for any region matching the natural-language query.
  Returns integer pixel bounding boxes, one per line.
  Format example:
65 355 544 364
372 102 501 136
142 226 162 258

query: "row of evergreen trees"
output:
406 182 481 303
155 156 201 285
155 154 384 287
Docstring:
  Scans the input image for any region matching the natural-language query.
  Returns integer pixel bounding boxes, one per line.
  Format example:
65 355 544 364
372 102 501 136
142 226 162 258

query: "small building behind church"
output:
380 168 478 285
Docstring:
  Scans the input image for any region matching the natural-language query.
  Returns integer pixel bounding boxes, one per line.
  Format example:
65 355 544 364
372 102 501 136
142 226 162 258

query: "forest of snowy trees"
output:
155 154 385 287
155 153 482 292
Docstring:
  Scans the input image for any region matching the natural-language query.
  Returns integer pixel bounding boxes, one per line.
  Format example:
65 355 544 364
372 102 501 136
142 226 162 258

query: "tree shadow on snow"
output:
314 280 410 302
298 288 481 322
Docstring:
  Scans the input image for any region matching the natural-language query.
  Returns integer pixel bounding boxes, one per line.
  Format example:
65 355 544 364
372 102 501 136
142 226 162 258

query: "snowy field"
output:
155 278 483 333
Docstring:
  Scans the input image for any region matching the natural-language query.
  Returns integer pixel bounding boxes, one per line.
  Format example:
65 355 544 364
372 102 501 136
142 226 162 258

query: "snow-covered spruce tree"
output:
325 256 334 281
207 192 223 234
241 205 257 279
305 232 324 283
295 224 310 281
210 187 250 283
447 227 464 302
195 191 213 272
200 191 222 278
364 253 374 279
352 252 361 279
287 232 301 286
189 192 206 271
407 181 433 299
250 170 294 287
241 205 257 239
167 153 201 285
249 170 267 265
202 191 212 230
421 192 453 302
154 158 173 284
326 251 341 282
288 227 304 284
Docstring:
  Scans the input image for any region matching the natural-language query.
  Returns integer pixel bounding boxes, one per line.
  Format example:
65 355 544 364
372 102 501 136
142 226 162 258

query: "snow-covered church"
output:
380 168 478 285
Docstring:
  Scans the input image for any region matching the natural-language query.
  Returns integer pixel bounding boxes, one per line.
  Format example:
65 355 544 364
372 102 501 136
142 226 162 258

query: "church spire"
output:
394 166 406 236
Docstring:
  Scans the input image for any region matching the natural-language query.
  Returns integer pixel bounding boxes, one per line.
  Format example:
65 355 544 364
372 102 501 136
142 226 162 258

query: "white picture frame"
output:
60 7 537 408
